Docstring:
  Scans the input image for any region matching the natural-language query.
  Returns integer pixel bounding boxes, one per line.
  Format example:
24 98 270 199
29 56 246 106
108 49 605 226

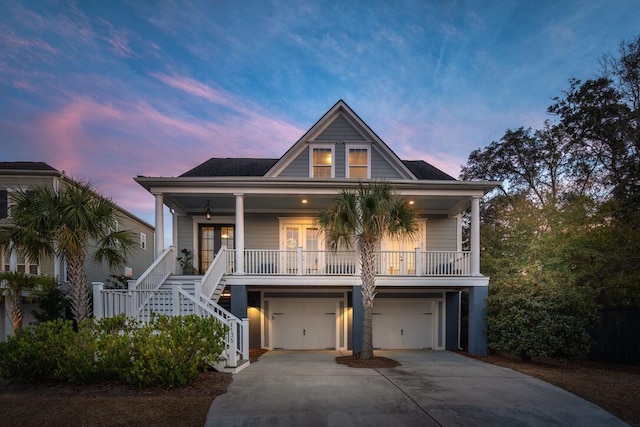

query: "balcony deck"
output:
225 249 472 277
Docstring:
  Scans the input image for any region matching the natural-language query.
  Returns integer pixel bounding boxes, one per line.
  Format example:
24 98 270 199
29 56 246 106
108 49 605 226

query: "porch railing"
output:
233 249 471 276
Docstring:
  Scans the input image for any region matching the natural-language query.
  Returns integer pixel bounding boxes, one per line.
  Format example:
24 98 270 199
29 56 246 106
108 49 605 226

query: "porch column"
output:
234 193 245 274
352 286 363 355
172 209 178 250
154 193 164 259
470 196 481 276
468 286 488 355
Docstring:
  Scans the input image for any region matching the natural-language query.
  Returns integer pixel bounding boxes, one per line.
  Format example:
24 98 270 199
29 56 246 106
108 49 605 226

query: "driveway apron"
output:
205 350 626 427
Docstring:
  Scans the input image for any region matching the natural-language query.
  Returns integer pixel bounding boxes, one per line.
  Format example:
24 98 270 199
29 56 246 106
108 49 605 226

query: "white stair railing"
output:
91 283 248 368
199 246 228 302
132 246 177 291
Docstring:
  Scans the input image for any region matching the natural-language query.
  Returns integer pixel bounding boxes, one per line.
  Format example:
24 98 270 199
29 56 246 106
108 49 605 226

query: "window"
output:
140 233 147 250
2 249 38 274
346 145 370 178
310 145 334 178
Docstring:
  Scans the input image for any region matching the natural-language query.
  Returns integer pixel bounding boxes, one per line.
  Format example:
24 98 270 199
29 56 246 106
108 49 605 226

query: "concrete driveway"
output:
206 350 626 427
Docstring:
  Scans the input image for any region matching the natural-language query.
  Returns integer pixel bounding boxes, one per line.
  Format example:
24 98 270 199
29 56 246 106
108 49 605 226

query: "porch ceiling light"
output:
204 199 212 220
302 199 308 204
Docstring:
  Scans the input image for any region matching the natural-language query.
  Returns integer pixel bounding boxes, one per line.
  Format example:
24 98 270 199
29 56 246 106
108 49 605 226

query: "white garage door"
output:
372 299 434 349
270 299 336 349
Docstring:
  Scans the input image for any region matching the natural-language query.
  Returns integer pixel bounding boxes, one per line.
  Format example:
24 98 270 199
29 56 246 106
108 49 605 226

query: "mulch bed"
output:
336 355 401 368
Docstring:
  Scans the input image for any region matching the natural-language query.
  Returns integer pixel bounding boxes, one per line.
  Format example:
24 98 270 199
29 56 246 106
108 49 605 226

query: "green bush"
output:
118 315 227 388
0 314 228 388
487 277 597 361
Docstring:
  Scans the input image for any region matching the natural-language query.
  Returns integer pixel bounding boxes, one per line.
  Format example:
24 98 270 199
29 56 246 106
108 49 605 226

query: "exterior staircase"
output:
92 246 248 373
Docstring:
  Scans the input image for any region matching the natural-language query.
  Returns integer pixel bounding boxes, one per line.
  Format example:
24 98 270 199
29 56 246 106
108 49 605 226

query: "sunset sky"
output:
1 0 639 237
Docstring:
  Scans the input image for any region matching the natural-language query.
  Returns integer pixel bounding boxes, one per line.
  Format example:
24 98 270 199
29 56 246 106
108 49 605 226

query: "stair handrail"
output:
177 288 246 366
132 246 176 291
200 246 228 299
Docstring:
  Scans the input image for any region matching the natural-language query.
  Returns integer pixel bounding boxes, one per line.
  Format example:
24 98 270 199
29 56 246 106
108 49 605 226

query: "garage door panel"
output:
373 299 434 349
270 299 337 350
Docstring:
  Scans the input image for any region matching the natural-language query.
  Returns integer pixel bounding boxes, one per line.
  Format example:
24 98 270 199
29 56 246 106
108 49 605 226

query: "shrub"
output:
31 278 71 323
0 314 228 388
118 315 227 388
0 319 76 382
487 276 598 361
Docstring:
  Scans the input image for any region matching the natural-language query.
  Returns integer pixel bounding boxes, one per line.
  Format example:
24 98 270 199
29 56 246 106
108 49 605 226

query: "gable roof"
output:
264 100 417 180
180 158 278 177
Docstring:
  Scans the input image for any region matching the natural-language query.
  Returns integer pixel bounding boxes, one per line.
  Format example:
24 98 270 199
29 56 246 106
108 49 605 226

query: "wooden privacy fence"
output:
589 307 640 364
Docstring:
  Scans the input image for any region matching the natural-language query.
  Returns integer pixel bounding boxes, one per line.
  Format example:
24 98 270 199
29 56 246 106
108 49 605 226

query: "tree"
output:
0 181 135 324
317 182 417 360
0 271 52 334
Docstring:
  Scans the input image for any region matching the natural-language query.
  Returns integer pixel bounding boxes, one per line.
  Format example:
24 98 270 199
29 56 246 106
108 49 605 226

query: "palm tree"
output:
0 181 135 324
317 181 417 360
0 271 52 335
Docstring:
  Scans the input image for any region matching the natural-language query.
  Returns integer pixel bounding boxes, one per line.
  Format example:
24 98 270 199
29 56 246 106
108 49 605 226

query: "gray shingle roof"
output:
402 160 456 181
180 158 279 177
180 157 455 181
0 162 58 172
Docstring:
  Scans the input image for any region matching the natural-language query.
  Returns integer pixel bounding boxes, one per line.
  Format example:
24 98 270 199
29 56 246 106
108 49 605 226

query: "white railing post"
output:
297 246 303 275
194 280 202 300
415 247 422 276
172 286 180 316
242 318 249 360
228 318 238 367
92 282 104 319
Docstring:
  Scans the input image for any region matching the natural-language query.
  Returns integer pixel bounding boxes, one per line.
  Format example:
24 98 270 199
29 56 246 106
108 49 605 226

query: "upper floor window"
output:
140 233 147 250
310 145 335 178
346 145 371 179
2 249 38 275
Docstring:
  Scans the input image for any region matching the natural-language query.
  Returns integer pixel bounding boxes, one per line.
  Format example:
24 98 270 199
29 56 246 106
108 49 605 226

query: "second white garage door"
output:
372 299 434 349
270 299 336 349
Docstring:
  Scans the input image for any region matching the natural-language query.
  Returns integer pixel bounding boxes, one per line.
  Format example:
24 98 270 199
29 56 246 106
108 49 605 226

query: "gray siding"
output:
177 215 194 253
84 210 155 283
279 147 309 177
335 142 345 178
245 214 279 249
315 114 365 141
425 217 458 251
371 146 403 179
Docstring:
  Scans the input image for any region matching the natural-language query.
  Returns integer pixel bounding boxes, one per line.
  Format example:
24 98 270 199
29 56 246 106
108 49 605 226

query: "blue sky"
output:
1 0 639 228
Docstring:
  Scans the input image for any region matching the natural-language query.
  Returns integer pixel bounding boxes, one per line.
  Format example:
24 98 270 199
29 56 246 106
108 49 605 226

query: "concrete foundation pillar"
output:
352 286 363 355
230 285 247 319
468 286 488 355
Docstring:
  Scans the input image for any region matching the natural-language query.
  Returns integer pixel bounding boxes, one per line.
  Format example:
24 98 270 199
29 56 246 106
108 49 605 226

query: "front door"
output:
381 220 425 275
199 225 234 274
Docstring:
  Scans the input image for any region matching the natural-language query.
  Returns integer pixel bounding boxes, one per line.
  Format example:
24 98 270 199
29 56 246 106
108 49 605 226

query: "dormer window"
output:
346 144 371 178
310 145 335 178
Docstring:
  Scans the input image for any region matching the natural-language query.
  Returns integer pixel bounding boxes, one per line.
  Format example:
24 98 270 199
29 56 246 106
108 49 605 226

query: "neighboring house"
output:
0 162 155 339
96 100 497 370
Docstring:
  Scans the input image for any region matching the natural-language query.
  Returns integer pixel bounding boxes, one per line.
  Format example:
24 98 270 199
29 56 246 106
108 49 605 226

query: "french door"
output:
199 224 234 274
280 221 322 274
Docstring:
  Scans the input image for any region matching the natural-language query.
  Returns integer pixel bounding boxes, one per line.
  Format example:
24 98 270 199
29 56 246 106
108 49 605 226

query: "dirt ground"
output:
0 350 638 427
